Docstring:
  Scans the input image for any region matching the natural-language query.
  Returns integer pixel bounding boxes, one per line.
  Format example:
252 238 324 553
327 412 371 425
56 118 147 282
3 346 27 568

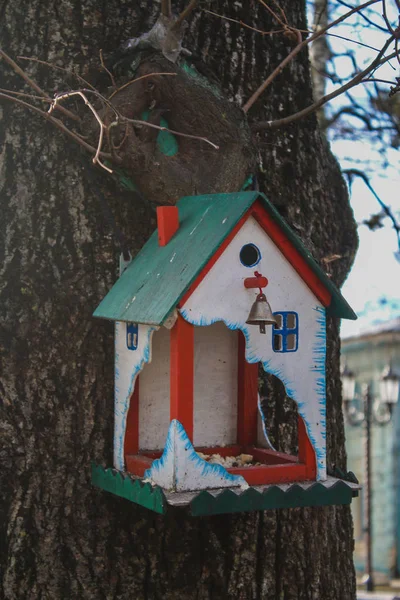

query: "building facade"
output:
342 318 400 582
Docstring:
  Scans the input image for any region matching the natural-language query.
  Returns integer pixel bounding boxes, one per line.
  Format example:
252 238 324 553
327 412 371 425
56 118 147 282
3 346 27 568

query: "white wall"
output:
193 322 238 447
139 327 171 450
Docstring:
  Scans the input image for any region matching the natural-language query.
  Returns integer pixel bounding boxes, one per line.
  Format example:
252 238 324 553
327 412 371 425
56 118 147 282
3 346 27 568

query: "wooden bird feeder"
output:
92 192 360 515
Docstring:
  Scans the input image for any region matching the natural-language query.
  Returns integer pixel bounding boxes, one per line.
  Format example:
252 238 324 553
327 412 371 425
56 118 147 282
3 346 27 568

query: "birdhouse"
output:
92 192 360 515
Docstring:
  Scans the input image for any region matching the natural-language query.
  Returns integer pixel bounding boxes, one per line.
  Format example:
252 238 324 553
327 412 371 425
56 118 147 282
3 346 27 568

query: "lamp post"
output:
341 364 400 593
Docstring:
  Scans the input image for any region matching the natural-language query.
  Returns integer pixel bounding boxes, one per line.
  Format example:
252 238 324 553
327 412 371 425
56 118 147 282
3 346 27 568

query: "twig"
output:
99 49 117 89
336 0 388 33
325 31 381 51
0 49 80 123
47 87 219 173
258 0 301 43
17 56 97 91
124 117 219 149
344 168 400 253
161 0 172 18
203 9 284 36
257 0 286 28
242 0 381 113
0 91 115 160
108 72 176 100
0 87 49 102
68 89 219 149
111 122 129 151
49 91 114 172
171 0 198 31
253 43 396 130
269 0 288 24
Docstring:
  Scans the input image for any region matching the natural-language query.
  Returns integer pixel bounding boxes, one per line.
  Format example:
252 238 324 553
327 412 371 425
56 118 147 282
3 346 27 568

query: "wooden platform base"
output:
92 463 360 516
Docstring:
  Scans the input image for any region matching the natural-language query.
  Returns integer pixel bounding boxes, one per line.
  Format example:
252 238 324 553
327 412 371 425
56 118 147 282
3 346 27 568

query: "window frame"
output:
272 311 299 353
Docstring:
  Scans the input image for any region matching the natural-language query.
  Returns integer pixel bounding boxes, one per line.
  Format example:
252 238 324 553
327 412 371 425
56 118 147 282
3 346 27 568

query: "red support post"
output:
124 377 140 457
298 416 317 479
237 331 259 446
170 314 194 440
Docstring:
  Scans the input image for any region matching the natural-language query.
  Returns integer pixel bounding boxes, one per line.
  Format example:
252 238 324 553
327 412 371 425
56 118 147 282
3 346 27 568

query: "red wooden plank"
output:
237 331 259 446
245 446 298 465
141 450 163 459
170 314 194 440
125 454 153 477
298 416 317 479
124 377 139 457
251 200 332 307
157 206 179 246
227 463 310 486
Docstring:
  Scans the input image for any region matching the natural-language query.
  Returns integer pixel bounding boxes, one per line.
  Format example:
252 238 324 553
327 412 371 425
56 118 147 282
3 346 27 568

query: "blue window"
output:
126 323 138 350
272 312 299 353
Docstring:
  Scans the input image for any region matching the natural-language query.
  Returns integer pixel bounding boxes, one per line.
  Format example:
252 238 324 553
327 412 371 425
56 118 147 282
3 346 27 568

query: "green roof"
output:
93 192 356 324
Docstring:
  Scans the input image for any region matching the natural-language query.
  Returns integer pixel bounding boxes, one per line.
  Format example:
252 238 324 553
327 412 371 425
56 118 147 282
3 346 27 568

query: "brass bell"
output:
246 293 277 334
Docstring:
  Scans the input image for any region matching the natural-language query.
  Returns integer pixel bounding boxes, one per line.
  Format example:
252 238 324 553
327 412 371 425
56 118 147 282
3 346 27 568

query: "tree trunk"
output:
0 1 358 599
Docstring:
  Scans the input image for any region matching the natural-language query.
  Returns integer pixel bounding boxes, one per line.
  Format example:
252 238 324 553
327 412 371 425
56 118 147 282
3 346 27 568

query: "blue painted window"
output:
126 323 138 350
239 243 261 267
272 312 299 353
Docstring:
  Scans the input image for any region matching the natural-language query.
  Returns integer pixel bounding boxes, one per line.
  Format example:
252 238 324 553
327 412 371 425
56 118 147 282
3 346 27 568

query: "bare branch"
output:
171 0 198 31
17 56 97 91
344 168 400 253
242 0 381 113
253 42 396 130
68 88 219 150
0 49 80 122
0 91 115 161
99 49 117 89
108 72 177 100
203 9 285 36
0 87 49 102
161 0 172 18
336 0 388 32
124 117 220 149
45 86 219 174
49 91 115 172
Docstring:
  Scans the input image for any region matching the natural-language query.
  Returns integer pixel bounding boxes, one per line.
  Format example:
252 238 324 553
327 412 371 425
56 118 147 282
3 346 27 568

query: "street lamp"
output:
341 363 400 592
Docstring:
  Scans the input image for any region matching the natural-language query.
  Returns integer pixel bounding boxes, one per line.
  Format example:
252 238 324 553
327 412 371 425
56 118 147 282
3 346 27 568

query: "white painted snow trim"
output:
114 322 156 470
144 420 248 492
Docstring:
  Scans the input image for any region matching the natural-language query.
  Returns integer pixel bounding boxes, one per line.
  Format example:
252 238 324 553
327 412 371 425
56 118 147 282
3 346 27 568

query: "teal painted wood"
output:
93 192 356 325
92 464 358 516
91 464 167 514
190 481 357 516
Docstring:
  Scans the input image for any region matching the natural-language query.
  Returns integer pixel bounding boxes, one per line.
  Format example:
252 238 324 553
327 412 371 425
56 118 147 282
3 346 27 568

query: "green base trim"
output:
190 481 357 516
91 464 167 515
92 465 358 517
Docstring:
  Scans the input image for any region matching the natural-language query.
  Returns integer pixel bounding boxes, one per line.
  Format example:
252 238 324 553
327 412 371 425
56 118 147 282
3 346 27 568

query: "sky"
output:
321 3 400 338
333 143 400 338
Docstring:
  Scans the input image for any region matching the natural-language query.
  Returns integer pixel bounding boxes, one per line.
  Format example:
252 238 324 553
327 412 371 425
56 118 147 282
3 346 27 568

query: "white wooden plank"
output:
139 327 171 450
193 322 238 447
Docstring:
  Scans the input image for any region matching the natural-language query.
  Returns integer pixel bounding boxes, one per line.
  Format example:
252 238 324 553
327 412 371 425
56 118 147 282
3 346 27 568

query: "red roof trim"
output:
180 199 331 308
251 200 331 307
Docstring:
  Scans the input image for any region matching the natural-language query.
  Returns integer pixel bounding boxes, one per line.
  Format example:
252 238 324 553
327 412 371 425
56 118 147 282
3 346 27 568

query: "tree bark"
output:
0 1 358 599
